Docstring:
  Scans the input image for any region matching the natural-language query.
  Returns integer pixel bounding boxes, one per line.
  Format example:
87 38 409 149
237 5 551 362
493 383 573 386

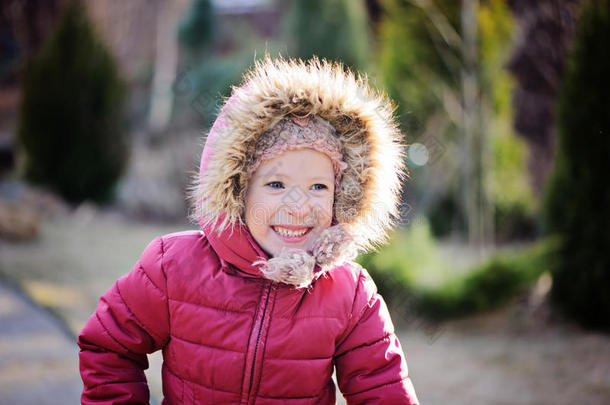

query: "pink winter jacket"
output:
78 227 419 404
79 57 419 404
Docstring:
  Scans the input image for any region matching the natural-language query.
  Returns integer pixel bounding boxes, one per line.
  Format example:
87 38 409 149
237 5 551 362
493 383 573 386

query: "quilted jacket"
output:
78 57 419 404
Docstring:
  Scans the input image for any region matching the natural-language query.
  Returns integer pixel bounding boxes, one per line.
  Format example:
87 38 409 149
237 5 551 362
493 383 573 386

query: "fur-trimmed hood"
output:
190 56 406 285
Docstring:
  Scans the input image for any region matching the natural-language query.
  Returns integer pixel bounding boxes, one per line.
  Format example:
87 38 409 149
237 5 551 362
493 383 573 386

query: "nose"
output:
282 186 312 220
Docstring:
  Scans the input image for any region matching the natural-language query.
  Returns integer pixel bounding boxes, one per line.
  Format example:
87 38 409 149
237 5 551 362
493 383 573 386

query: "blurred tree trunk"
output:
148 1 184 134
461 0 492 249
461 0 477 246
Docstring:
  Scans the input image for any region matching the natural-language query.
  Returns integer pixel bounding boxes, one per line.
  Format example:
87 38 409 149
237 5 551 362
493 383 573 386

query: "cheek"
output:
313 195 334 227
245 193 276 227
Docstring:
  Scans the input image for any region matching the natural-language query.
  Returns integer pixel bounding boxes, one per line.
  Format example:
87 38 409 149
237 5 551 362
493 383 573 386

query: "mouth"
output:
271 225 313 242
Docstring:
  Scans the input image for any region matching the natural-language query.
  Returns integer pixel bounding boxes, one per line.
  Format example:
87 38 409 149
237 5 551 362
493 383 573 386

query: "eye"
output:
266 181 284 189
312 184 328 191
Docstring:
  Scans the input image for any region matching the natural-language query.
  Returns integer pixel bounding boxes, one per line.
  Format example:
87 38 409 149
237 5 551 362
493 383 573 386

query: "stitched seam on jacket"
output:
170 333 245 354
342 376 410 397
256 392 319 399
160 236 180 368
168 297 250 315
116 278 164 344
333 333 392 359
276 315 344 320
87 312 147 392
170 374 327 401
159 236 170 342
138 265 163 295
335 267 366 350
168 371 241 396
88 378 148 391
95 310 132 354
263 355 332 361
163 363 193 402
140 244 165 294
256 369 332 400
359 273 378 320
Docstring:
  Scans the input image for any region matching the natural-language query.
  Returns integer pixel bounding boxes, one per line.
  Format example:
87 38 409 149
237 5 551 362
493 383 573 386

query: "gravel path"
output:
401 305 610 404
0 281 82 405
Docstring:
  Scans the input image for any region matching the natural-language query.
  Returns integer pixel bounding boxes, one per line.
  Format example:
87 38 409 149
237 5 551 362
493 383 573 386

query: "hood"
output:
190 56 406 284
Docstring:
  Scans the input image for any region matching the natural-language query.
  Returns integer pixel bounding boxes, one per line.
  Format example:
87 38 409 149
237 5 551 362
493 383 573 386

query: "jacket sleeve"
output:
334 268 419 405
78 237 170 404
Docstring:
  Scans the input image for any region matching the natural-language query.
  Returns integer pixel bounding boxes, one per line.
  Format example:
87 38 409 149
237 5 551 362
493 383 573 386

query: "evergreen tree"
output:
17 2 127 203
544 0 610 329
178 0 215 52
284 0 372 71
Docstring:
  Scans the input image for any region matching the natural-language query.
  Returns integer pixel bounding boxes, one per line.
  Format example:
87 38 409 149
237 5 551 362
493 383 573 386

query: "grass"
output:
358 218 559 321
416 238 558 319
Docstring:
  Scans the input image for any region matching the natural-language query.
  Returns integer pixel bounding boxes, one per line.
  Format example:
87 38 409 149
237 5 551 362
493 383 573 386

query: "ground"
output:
401 305 610 404
0 212 608 404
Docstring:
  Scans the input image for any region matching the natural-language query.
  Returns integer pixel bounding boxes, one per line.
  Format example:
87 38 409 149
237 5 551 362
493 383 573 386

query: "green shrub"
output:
417 239 558 320
360 218 556 321
17 2 127 203
489 113 537 241
543 0 610 330
357 219 445 316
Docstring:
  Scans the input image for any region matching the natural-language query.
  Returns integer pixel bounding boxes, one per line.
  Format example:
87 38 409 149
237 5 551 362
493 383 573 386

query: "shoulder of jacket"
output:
158 229 209 250
139 230 210 271
327 261 378 301
161 229 205 241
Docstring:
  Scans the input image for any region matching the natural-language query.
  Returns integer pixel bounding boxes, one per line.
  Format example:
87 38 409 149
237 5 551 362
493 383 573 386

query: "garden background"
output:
0 0 608 404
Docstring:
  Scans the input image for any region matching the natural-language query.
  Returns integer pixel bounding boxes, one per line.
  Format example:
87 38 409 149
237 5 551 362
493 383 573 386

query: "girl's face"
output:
244 148 335 258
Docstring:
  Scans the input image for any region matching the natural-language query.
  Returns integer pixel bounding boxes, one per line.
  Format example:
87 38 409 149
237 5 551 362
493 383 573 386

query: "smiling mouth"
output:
271 225 312 238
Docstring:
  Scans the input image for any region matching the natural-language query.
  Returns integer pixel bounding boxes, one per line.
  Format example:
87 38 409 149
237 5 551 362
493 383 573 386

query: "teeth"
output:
273 226 308 237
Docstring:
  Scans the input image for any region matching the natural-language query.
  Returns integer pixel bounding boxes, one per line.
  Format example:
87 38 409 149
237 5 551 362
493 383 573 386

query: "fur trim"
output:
252 223 359 288
190 55 406 260
253 248 317 289
310 223 359 268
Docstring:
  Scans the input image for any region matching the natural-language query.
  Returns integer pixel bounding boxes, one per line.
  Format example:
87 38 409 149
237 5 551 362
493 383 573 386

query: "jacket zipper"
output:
246 281 274 403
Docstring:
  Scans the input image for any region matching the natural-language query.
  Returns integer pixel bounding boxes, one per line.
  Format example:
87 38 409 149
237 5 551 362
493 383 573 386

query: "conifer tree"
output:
544 0 610 329
178 0 215 52
284 0 371 71
17 2 127 203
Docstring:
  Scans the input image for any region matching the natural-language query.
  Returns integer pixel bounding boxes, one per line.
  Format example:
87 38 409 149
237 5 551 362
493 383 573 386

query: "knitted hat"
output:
248 114 348 190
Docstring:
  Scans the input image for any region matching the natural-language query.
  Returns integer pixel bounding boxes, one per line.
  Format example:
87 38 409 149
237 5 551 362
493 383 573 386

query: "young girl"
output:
78 56 420 404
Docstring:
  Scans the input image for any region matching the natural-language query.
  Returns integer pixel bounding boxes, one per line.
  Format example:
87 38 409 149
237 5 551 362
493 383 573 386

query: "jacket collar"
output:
201 217 269 279
202 218 325 281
